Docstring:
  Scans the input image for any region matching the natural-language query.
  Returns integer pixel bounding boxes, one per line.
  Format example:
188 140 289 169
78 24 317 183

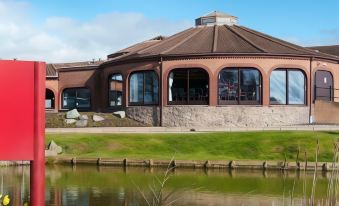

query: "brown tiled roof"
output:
46 60 104 76
46 64 57 77
107 36 165 59
308 45 339 57
103 25 339 65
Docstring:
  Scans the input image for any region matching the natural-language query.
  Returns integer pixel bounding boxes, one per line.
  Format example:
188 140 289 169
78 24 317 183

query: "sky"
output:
0 0 338 63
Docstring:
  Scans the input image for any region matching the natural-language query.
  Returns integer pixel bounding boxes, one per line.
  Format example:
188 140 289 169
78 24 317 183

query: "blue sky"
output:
0 0 338 62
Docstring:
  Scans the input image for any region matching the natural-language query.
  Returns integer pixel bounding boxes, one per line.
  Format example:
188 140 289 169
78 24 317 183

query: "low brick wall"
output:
314 100 339 124
126 105 309 127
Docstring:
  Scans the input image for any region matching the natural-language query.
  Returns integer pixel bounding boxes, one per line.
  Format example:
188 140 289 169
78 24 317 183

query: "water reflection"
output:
0 165 333 206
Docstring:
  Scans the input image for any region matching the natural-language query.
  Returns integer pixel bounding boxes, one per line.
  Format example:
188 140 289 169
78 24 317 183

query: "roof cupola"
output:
195 11 238 26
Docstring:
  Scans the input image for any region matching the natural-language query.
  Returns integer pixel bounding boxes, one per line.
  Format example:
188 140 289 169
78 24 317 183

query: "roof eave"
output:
102 52 339 67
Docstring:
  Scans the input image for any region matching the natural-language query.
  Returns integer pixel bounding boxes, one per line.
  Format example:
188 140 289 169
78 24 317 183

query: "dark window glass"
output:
144 72 159 104
168 68 209 105
270 70 286 104
76 88 91 108
109 74 123 107
45 89 55 109
270 69 306 105
129 71 159 105
169 70 187 103
218 68 261 105
62 88 91 109
240 69 261 104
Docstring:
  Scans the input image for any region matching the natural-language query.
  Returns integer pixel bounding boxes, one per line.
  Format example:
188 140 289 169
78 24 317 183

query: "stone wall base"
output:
126 106 309 127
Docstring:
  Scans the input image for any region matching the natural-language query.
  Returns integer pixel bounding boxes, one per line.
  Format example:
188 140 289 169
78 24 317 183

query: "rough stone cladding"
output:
126 106 160 126
126 106 309 127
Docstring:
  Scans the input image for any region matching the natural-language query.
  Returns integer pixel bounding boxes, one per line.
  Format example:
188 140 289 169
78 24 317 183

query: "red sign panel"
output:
0 60 43 160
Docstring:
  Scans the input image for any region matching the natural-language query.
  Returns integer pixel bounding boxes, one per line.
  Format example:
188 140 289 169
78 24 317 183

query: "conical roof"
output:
105 24 339 64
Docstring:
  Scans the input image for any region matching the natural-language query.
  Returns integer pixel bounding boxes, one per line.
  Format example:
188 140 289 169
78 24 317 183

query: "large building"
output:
46 12 339 127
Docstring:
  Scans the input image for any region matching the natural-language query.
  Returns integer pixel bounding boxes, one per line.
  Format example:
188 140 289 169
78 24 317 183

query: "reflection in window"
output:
270 70 286 104
270 69 305 105
218 68 261 105
109 74 123 107
62 88 91 109
168 68 209 105
129 71 159 105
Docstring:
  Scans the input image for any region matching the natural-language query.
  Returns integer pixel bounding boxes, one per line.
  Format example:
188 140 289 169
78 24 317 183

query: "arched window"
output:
218 68 262 105
270 69 306 105
314 70 333 101
168 68 209 105
62 88 91 109
129 71 159 105
45 89 55 109
109 74 123 107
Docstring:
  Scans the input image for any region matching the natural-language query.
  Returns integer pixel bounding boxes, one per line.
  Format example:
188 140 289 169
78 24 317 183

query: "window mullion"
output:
187 69 190 105
238 68 241 104
143 73 146 105
286 70 289 105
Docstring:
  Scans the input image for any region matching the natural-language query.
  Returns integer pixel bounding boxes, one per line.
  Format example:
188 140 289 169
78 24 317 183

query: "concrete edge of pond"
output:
45 125 339 133
45 157 335 172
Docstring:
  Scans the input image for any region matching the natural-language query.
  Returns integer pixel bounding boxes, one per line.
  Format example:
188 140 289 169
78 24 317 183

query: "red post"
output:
30 62 46 206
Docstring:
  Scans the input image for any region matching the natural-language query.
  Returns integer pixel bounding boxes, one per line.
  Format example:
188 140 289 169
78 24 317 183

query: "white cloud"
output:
0 2 191 63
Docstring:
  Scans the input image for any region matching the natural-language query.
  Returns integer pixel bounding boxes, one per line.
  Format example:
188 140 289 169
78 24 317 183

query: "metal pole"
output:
330 86 332 101
30 62 45 206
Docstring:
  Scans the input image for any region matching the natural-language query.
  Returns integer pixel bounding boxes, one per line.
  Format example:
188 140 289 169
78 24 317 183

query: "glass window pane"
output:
240 69 261 104
218 69 238 103
189 69 208 104
169 70 188 104
129 73 144 104
110 74 123 107
144 72 159 104
270 70 287 104
288 70 305 104
112 74 123 81
76 88 91 108
63 89 76 109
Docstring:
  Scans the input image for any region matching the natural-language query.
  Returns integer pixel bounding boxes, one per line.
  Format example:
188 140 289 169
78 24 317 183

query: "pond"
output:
0 165 334 206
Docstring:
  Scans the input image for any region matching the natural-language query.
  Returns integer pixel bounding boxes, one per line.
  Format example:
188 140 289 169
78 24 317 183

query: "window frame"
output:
218 67 262 105
269 68 307 106
167 68 210 105
128 70 159 106
108 73 123 109
62 87 91 110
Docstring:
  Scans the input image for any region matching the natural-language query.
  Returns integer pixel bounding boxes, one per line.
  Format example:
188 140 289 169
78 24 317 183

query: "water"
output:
0 165 333 206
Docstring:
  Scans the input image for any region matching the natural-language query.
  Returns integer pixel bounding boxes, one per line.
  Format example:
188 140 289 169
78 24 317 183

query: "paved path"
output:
46 125 339 134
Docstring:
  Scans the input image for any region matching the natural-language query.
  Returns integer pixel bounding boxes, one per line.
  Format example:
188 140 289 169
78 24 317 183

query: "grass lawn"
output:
46 131 339 162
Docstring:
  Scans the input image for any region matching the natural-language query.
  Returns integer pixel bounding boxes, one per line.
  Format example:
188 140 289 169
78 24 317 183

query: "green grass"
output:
46 131 339 161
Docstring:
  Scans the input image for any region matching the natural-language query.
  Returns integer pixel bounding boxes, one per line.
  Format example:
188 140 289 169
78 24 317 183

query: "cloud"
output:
0 2 191 63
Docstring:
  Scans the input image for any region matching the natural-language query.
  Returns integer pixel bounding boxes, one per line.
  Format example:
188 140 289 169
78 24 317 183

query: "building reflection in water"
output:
0 165 334 206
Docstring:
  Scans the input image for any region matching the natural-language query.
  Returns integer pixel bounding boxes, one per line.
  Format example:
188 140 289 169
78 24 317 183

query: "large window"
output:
168 68 209 105
129 71 159 105
109 74 123 107
45 89 55 109
218 68 261 105
270 69 306 105
62 88 91 109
